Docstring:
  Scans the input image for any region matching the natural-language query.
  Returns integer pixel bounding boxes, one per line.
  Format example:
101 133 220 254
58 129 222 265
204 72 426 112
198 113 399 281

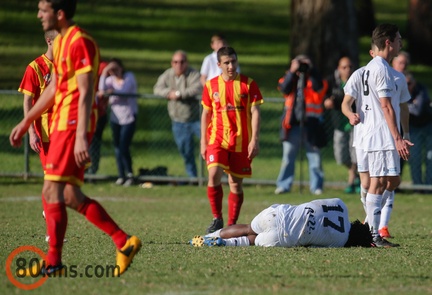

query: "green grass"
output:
1 178 431 294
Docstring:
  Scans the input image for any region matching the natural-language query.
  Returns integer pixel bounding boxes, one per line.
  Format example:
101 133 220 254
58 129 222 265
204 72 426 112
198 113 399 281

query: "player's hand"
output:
74 135 90 167
29 131 42 154
348 113 361 126
9 120 31 148
247 140 259 160
402 139 414 160
396 138 413 161
200 141 207 161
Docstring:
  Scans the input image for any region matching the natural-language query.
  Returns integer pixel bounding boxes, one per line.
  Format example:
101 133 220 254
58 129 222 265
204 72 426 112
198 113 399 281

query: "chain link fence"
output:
1 90 428 191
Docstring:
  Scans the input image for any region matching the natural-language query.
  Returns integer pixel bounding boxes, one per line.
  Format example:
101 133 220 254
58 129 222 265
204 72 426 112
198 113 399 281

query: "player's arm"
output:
400 102 410 140
341 94 360 126
200 107 211 160
200 74 208 87
380 97 410 160
247 105 260 160
74 71 94 167
10 79 56 147
23 93 41 153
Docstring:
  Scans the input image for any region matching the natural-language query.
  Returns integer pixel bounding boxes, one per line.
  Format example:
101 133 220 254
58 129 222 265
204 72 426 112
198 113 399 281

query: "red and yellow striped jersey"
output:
202 74 263 152
18 54 54 143
51 25 99 133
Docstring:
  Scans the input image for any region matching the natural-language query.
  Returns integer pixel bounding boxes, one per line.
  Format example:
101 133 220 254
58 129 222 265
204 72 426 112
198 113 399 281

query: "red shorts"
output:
38 142 50 171
206 144 252 178
44 129 93 186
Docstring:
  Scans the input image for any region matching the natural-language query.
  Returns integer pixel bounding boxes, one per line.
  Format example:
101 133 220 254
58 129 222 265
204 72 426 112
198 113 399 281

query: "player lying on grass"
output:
190 198 399 248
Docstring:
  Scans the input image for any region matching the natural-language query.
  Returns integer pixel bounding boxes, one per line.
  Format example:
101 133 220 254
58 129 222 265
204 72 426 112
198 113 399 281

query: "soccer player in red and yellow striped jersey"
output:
18 29 57 243
10 0 141 277
18 30 57 169
201 46 263 234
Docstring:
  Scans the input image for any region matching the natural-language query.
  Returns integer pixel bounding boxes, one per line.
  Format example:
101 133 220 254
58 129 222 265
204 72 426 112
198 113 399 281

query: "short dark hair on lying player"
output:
344 220 373 247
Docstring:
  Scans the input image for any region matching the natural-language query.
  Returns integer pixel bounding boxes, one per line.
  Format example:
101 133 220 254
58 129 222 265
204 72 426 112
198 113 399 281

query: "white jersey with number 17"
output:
277 198 351 247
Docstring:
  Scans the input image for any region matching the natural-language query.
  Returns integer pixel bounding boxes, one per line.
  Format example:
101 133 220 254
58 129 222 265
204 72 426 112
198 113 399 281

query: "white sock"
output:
224 236 250 247
205 229 222 238
380 191 394 229
366 193 382 238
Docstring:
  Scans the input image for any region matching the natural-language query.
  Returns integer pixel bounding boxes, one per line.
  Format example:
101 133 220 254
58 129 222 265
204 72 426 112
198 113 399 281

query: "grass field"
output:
1 177 432 294
1 1 432 294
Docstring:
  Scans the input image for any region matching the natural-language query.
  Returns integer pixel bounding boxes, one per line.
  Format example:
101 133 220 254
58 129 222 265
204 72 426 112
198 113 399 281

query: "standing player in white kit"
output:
353 24 412 247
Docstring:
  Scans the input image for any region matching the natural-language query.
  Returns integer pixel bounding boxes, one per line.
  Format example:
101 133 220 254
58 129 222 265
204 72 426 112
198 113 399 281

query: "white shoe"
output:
115 178 125 185
313 189 323 195
274 187 288 195
123 178 134 187
205 229 222 238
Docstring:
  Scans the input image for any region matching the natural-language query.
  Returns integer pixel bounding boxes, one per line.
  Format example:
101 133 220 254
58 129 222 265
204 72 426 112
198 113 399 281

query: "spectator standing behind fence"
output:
404 71 432 189
391 51 410 73
201 47 263 234
10 0 141 276
200 34 241 86
153 50 202 178
324 56 359 194
18 29 58 242
200 34 227 86
99 58 138 187
87 60 108 177
275 55 328 196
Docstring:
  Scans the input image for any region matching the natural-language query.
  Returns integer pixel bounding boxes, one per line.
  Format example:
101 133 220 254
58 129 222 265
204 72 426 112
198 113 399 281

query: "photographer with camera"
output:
275 55 328 195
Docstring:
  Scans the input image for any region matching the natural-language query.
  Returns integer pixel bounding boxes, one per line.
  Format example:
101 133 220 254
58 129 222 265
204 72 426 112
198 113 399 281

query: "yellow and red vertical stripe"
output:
202 74 263 152
18 54 54 143
51 25 99 134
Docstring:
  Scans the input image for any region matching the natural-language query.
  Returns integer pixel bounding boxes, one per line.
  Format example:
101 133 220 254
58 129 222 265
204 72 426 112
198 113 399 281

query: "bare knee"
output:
63 184 86 210
228 175 243 194
42 181 65 203
386 176 401 191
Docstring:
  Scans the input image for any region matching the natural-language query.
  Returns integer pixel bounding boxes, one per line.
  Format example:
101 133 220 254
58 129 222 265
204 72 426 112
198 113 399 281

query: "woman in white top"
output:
99 58 138 186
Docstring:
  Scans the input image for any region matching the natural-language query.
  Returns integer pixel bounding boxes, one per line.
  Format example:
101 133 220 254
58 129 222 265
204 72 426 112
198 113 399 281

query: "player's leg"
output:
367 151 400 247
379 150 401 237
356 147 370 222
227 175 244 226
226 152 251 226
366 151 386 239
205 145 227 233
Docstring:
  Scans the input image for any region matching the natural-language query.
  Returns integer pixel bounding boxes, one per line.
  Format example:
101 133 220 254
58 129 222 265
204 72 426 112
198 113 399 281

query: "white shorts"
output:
356 147 368 172
367 150 400 177
251 205 281 247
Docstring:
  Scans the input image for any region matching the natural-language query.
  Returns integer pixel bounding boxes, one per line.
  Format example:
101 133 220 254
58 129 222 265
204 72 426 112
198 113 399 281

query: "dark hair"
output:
217 46 237 63
46 0 77 19
344 220 373 247
371 23 399 50
110 57 125 75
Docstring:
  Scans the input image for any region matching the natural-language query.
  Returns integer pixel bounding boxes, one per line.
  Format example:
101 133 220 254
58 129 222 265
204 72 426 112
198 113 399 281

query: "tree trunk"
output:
290 0 358 77
407 0 432 65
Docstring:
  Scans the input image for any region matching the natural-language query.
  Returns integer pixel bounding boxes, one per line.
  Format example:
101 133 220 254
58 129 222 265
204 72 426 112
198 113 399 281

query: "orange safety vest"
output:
279 77 328 130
